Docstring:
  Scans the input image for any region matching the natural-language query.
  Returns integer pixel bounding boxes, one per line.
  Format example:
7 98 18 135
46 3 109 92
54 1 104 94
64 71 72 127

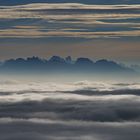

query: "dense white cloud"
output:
0 80 140 103
0 80 140 92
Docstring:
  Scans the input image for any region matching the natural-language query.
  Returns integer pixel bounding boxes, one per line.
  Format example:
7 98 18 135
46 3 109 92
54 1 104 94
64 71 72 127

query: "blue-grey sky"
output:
0 0 140 64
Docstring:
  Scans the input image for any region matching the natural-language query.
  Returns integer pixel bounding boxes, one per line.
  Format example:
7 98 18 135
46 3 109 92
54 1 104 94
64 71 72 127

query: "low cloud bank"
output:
0 118 140 140
0 80 140 139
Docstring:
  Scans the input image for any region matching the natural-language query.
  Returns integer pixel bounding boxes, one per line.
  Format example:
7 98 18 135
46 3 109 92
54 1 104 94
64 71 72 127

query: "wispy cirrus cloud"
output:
0 28 140 39
0 3 140 39
2 3 140 10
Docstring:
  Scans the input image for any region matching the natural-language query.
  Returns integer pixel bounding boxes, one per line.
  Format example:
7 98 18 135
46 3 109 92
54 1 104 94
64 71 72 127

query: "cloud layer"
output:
0 3 140 39
0 80 140 139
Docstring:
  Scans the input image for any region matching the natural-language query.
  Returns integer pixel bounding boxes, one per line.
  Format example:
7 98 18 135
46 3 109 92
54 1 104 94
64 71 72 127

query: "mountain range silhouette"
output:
0 56 134 74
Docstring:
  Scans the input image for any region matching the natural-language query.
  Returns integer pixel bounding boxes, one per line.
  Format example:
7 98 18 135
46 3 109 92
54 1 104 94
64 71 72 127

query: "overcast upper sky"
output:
0 0 140 64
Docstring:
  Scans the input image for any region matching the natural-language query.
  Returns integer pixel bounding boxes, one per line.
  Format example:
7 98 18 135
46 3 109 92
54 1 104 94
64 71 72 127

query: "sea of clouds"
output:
0 80 140 140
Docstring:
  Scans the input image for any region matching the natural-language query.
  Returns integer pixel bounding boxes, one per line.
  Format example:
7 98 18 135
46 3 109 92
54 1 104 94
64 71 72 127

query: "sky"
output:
0 1 140 139
0 0 140 65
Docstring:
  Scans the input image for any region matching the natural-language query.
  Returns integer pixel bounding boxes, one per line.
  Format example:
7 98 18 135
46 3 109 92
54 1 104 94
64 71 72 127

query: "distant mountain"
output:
75 58 93 65
3 56 45 70
49 56 66 65
94 59 127 72
0 0 139 6
65 56 72 64
0 56 134 74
